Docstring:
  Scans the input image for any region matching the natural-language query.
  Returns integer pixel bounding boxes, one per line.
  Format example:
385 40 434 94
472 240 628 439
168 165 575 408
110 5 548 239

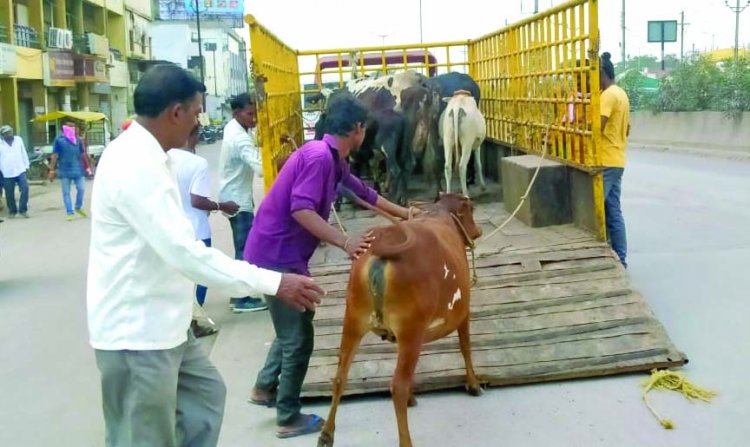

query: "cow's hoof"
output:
408 393 418 407
318 432 334 447
465 383 483 397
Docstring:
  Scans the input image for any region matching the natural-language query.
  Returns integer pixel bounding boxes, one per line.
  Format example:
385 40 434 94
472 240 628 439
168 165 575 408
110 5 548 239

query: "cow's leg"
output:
391 333 423 447
459 135 474 198
473 139 487 192
457 315 482 397
317 312 369 447
443 139 453 194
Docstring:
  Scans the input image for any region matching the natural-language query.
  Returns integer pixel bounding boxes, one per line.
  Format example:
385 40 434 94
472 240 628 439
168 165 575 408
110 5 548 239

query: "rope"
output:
481 123 552 242
641 369 718 429
450 213 479 286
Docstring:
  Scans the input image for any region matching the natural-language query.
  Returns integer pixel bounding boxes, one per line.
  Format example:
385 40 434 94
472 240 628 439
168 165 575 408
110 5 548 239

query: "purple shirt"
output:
244 134 378 276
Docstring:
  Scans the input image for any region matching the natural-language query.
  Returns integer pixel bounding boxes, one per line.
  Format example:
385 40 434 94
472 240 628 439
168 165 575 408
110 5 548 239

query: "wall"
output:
123 0 151 19
630 111 750 154
15 47 43 79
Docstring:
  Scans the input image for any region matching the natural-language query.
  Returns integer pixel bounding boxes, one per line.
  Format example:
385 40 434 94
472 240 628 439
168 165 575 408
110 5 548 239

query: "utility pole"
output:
725 0 750 62
621 0 626 62
193 0 206 109
534 0 538 14
677 12 692 62
419 0 423 43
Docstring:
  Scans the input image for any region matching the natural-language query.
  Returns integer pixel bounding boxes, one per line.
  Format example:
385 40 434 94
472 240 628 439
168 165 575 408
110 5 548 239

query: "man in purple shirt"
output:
245 93 411 439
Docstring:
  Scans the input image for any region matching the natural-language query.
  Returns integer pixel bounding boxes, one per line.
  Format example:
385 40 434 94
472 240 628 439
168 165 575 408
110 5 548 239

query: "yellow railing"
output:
468 0 605 238
246 14 303 192
245 0 605 239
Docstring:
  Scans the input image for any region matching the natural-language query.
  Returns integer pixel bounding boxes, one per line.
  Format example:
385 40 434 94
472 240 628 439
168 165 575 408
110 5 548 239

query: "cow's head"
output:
436 193 482 242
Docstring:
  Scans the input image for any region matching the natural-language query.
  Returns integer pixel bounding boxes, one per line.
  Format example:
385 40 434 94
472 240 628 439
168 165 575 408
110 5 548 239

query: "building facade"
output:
151 20 248 122
0 0 153 148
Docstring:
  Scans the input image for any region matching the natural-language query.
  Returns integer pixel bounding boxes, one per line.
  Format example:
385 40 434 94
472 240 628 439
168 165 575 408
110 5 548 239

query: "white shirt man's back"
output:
168 149 212 241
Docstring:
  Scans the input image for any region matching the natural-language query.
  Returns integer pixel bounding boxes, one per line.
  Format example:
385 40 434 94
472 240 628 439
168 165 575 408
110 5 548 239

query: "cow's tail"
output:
368 222 416 259
450 106 466 172
367 257 387 334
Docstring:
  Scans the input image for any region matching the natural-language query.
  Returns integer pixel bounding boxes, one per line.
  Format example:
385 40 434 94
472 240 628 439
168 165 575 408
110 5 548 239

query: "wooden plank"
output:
300 200 687 398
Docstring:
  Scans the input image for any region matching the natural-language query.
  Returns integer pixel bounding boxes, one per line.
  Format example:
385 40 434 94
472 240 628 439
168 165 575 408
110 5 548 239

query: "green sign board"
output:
648 20 678 43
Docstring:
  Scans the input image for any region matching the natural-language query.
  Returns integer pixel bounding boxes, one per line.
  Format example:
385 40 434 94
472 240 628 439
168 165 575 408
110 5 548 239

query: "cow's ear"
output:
442 97 451 103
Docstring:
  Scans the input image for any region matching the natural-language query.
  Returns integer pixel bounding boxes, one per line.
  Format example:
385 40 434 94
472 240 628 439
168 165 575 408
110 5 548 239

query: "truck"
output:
243 0 686 399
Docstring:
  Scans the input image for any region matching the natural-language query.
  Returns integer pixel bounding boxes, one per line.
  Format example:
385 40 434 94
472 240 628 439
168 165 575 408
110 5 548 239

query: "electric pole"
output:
725 0 750 62
419 0 423 43
621 0 626 62
678 12 692 62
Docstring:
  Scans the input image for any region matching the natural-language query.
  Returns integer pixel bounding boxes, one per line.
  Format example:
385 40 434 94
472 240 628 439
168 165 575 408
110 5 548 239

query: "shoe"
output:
190 319 219 338
20 212 29 218
8 214 17 219
229 297 242 308
75 208 88 218
232 297 269 313
66 214 75 221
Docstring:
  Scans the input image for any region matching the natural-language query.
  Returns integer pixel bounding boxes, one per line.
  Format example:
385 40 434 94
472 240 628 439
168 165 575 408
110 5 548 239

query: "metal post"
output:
621 0 626 62
680 11 684 62
734 0 740 61
725 0 750 63
419 0 423 43
212 49 218 96
194 0 206 109
660 22 665 71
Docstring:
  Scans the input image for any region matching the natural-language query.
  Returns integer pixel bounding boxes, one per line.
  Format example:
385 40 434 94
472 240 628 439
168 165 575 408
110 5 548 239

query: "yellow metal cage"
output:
245 0 605 238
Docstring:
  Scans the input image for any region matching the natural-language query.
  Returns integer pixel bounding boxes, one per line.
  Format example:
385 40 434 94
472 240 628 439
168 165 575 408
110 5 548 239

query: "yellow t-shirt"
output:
600 85 630 167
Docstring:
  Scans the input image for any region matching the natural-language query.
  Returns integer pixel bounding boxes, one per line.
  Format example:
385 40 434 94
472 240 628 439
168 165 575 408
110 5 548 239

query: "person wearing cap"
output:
0 125 30 218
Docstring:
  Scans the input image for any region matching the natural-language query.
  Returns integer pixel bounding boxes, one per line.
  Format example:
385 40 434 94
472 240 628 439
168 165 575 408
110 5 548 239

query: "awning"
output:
31 111 108 123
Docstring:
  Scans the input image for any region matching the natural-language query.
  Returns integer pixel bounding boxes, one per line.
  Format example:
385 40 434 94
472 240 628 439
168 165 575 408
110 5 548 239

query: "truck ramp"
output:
301 200 687 397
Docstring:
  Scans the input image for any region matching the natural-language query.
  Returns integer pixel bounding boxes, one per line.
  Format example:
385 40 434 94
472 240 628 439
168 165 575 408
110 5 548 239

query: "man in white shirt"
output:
218 93 267 313
88 64 324 447
0 125 30 218
170 124 240 336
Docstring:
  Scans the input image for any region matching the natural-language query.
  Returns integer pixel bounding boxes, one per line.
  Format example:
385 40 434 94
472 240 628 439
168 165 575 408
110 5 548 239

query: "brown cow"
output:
318 193 483 447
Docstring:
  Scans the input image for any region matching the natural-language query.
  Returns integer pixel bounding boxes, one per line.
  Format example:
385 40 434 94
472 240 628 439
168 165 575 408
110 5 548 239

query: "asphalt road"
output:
1 145 748 446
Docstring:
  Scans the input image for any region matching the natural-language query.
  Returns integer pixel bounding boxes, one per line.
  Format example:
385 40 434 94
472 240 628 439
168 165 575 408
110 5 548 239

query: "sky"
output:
238 0 750 62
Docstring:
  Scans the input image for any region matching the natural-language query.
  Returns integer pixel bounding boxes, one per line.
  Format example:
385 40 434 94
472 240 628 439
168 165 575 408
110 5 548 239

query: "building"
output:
152 0 248 122
0 0 154 148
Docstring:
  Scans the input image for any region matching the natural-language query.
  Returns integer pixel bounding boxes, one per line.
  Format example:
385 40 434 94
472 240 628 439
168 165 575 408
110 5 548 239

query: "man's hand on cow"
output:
276 273 325 312
344 231 375 260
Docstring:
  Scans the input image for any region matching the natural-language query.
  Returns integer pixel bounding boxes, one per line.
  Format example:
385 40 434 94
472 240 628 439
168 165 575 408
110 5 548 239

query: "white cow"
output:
440 90 486 198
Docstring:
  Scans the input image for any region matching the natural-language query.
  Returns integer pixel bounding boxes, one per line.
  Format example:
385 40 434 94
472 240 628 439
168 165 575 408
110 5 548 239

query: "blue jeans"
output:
4 172 29 215
229 211 256 301
60 176 85 215
196 238 212 306
603 168 627 266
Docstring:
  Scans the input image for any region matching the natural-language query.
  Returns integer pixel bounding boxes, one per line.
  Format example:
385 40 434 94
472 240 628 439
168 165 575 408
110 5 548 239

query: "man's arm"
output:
190 194 240 215
341 172 410 219
292 209 372 259
237 133 263 177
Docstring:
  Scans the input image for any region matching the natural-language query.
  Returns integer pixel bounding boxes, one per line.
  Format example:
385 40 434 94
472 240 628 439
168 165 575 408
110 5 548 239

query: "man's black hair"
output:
134 64 206 118
230 93 256 111
322 92 369 136
600 52 615 81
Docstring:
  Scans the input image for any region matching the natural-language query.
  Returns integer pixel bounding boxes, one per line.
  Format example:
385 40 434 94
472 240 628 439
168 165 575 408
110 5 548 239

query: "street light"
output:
724 0 750 62
378 34 388 46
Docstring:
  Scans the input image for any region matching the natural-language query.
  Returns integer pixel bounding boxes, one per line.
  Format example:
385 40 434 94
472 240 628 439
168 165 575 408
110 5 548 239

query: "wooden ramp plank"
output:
301 201 687 398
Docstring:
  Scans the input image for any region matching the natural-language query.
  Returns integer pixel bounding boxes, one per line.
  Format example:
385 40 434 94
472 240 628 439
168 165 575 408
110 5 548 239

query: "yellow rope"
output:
641 369 718 429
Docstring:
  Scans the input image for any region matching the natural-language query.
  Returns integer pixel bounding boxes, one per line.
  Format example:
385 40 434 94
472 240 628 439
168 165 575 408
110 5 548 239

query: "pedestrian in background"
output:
218 93 268 313
170 123 240 337
599 51 631 267
48 119 91 221
0 125 30 218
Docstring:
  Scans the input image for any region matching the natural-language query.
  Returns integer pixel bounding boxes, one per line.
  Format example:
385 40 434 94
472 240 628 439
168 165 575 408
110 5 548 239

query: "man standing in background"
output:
218 93 267 313
170 124 240 336
0 125 30 218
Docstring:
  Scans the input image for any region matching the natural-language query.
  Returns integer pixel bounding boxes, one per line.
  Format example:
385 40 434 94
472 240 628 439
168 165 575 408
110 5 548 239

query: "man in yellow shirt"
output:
599 52 630 267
